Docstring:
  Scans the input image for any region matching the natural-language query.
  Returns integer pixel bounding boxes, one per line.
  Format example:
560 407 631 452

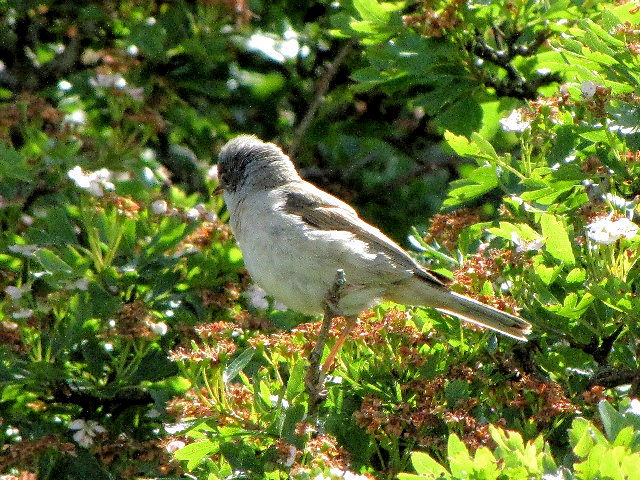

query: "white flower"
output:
20 214 34 226
58 80 72 91
151 199 168 214
270 395 290 409
67 166 115 197
149 321 168 336
12 308 33 319
64 109 86 126
586 216 639 245
615 217 639 238
69 277 90 291
185 207 200 221
207 164 218 180
146 407 162 418
500 109 531 133
204 210 218 222
127 45 139 56
246 29 301 63
5 285 29 300
166 439 185 453
69 419 106 448
283 445 297 467
603 193 635 212
90 73 127 89
627 398 640 416
246 284 269 310
581 81 597 99
510 232 545 253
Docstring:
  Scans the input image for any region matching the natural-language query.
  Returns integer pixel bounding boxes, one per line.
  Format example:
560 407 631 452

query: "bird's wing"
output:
281 183 446 287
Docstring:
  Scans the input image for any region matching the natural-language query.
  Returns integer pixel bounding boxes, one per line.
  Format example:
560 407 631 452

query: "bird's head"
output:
217 135 299 194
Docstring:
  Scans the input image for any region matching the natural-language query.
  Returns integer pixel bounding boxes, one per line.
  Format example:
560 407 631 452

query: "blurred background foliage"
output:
1 0 640 479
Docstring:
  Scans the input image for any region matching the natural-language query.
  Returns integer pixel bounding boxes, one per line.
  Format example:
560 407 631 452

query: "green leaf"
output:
445 379 470 407
444 131 481 158
285 361 306 401
448 433 473 477
280 403 305 440
411 451 449 477
143 222 187 260
33 248 74 276
435 96 482 137
569 417 607 457
599 399 626 442
353 0 390 25
223 348 255 384
443 165 499 208
566 268 586 284
540 214 575 266
0 143 31 182
173 440 219 470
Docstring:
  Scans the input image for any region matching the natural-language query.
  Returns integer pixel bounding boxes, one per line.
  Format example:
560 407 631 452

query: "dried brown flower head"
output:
426 208 482 251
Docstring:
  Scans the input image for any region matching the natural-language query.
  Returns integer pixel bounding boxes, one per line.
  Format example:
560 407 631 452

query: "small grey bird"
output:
217 135 531 352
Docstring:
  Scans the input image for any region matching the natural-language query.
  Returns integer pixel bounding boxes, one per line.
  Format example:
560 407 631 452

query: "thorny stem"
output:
306 269 347 417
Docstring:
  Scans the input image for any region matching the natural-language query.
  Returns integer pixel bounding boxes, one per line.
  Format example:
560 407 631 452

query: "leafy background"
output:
1 0 640 479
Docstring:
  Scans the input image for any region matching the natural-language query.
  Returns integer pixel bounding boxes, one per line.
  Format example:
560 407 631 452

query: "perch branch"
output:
305 269 347 416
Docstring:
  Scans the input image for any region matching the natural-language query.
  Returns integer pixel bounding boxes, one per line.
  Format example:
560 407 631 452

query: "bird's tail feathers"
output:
394 282 531 341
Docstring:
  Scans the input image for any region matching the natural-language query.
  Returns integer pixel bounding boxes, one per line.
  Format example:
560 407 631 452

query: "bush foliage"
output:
1 0 640 479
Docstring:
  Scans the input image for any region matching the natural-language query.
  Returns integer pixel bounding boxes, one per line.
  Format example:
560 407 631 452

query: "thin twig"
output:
289 40 356 158
306 269 347 416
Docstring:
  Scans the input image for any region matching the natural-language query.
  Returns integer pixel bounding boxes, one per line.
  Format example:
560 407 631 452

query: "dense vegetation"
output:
1 1 640 479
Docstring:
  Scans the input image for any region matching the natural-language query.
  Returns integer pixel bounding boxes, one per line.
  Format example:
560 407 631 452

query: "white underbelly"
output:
227 190 405 316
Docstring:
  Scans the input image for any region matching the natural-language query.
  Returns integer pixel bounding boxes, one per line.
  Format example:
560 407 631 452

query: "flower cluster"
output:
108 300 161 340
67 166 115 197
402 0 464 37
425 208 482 251
69 419 107 448
586 215 638 245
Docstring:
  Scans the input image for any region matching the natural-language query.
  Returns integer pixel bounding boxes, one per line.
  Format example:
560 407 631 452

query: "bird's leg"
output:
321 315 357 375
306 269 346 416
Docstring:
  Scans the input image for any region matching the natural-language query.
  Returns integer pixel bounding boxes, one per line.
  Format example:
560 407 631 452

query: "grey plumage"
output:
217 135 532 341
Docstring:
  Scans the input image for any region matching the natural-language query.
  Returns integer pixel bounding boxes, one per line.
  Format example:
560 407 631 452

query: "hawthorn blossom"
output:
149 321 168 336
500 109 531 133
5 285 29 300
581 81 597 99
151 199 168 214
247 284 269 310
166 440 186 453
328 468 370 480
510 232 545 253
67 166 115 197
68 419 106 448
586 216 639 245
69 277 90 291
185 207 201 221
12 308 33 319
282 444 297 467
63 109 87 126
